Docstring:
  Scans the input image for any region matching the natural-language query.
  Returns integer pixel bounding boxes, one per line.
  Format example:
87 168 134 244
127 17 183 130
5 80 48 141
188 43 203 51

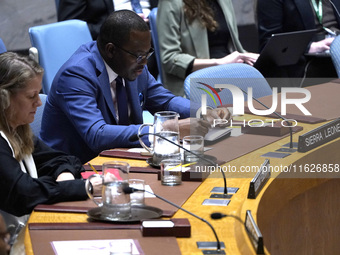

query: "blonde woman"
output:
0 52 101 254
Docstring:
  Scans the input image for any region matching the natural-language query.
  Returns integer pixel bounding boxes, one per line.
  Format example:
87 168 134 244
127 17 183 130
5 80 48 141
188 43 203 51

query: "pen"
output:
87 162 99 174
167 162 197 171
182 162 197 168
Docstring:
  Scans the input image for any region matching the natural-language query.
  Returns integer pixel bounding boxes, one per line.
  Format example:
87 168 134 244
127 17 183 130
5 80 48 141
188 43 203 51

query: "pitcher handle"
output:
138 123 153 154
85 174 103 206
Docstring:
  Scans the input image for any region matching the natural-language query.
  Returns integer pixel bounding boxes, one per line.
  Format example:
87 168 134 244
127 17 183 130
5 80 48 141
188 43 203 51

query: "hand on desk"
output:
89 175 103 197
179 118 211 138
178 107 232 138
205 107 231 125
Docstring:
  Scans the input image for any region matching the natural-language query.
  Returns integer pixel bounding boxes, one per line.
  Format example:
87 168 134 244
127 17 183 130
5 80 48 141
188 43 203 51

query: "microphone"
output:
239 88 295 151
210 212 260 251
210 213 243 223
211 212 227 220
130 132 230 198
124 186 226 253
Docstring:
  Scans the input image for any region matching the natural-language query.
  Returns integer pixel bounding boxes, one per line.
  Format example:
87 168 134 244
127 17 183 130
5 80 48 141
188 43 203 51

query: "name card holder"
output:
298 118 340 152
245 210 264 254
247 159 271 199
141 218 191 237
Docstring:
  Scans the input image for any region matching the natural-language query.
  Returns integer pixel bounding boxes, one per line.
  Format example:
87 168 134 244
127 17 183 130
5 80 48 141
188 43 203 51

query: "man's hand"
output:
178 107 231 138
309 37 334 53
179 118 211 139
204 107 231 127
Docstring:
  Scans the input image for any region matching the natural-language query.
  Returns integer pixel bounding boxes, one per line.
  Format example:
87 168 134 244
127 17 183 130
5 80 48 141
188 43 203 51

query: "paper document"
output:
51 239 143 255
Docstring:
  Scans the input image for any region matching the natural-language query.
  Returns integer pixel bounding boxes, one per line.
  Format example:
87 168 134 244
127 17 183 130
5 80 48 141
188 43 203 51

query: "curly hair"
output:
183 0 218 32
0 52 44 160
97 10 150 50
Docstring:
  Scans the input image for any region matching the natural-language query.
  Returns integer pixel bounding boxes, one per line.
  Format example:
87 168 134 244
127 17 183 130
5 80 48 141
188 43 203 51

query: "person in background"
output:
113 0 157 23
40 10 230 164
0 52 101 254
257 0 340 84
157 0 259 96
57 0 159 40
57 0 159 81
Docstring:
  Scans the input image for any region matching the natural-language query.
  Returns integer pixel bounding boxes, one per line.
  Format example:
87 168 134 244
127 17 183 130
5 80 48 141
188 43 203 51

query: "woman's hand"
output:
56 172 75 182
217 51 259 66
89 176 103 197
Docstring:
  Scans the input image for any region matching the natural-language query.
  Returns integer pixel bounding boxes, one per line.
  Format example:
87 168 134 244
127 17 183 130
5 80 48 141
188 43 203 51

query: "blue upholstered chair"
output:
0 38 6 53
184 63 273 108
149 8 163 84
30 94 47 137
330 35 340 78
28 20 92 94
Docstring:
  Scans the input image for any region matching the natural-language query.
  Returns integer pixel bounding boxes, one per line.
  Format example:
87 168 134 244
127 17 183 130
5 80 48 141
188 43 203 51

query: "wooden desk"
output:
25 119 340 255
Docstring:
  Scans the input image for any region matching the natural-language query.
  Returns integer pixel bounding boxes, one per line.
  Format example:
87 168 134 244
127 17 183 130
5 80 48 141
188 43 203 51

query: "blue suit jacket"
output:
40 41 195 163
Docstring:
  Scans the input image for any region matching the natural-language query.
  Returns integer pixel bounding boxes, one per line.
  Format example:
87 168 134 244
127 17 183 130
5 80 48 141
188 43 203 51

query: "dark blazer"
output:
40 41 194 163
0 135 87 216
157 0 244 96
257 0 340 51
57 0 159 40
58 0 114 39
256 0 340 81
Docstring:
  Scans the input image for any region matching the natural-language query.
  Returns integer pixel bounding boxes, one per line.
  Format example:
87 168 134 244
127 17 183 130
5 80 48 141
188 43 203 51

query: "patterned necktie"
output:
115 76 129 125
131 0 143 13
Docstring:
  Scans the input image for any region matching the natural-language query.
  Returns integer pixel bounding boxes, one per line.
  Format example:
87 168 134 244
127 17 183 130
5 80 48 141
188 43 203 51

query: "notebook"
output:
204 127 232 145
254 29 317 69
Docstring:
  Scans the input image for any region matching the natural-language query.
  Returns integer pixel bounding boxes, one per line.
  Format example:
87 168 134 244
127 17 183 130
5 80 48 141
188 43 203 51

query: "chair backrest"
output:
184 63 273 107
330 35 340 78
29 20 92 94
30 94 47 137
149 8 164 84
0 38 6 53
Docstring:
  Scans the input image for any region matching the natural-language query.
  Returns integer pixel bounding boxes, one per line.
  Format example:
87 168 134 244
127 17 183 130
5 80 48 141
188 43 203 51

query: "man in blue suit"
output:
40 10 229 163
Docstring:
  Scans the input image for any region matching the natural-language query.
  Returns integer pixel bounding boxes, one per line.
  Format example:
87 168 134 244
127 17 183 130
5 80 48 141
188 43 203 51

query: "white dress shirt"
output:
113 0 151 17
104 61 131 123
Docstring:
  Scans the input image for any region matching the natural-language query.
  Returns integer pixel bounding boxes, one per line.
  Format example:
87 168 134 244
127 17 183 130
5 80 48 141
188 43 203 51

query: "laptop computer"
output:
254 29 317 69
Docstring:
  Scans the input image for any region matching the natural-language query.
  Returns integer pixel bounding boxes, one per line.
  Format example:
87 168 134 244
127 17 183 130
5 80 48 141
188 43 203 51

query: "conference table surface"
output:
24 82 340 254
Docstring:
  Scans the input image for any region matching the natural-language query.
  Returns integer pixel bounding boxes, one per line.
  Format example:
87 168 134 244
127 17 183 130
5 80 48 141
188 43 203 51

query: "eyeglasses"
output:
114 44 154 64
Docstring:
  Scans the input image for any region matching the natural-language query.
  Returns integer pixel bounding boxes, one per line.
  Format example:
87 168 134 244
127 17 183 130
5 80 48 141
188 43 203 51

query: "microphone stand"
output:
134 132 231 198
240 88 296 152
125 187 226 254
210 213 260 251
